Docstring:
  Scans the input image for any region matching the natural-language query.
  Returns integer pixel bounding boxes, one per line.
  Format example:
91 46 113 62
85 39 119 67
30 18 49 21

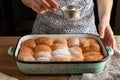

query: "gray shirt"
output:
32 0 98 35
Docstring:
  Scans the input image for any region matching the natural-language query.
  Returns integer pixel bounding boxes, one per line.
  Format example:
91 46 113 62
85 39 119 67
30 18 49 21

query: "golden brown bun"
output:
21 39 36 49
80 38 101 53
67 37 79 47
84 55 104 61
89 39 98 44
51 43 68 51
83 51 102 57
79 39 90 48
53 38 67 44
19 46 34 55
34 45 52 53
83 43 101 53
35 37 54 46
83 52 104 61
80 39 98 48
18 53 35 61
69 47 84 61
51 55 71 62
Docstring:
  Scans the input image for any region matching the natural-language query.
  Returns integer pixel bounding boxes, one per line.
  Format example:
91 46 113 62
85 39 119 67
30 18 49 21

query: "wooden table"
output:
0 37 70 80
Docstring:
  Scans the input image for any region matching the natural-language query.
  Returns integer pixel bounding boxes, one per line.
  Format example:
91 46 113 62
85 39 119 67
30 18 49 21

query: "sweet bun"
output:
80 39 98 48
52 49 71 57
69 47 82 56
51 55 71 62
51 48 71 62
83 51 103 57
18 53 35 61
53 38 67 44
34 45 52 53
83 43 101 53
84 55 103 61
21 39 36 49
80 38 101 53
83 52 104 61
89 39 98 44
35 37 54 46
34 51 52 59
51 43 68 51
67 37 79 47
69 47 84 61
79 39 90 48
36 57 51 62
19 46 34 55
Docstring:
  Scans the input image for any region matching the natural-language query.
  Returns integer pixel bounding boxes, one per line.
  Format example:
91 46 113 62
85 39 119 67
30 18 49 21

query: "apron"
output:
32 0 98 35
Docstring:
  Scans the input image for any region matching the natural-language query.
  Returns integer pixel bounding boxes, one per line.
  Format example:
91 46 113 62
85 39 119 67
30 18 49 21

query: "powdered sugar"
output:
34 51 52 59
68 37 79 47
52 49 71 56
36 57 51 62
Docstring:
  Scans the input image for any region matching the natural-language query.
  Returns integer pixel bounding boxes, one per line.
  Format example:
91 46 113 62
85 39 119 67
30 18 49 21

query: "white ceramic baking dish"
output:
8 34 113 74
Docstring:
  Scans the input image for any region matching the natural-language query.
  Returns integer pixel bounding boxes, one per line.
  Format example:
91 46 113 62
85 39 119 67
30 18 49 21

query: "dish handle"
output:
8 46 16 57
106 46 114 56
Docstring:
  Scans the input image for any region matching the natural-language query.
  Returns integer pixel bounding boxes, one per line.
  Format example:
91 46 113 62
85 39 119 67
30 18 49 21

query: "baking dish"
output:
8 34 113 74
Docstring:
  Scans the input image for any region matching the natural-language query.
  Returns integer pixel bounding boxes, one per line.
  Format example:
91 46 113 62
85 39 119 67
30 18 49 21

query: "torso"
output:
32 0 98 35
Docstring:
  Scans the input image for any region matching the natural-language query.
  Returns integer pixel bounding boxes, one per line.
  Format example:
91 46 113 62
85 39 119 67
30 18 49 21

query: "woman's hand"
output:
21 0 59 14
97 0 114 49
98 22 115 49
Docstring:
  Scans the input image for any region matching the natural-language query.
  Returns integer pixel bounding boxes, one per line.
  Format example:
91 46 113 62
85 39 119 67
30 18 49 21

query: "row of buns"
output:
18 37 104 62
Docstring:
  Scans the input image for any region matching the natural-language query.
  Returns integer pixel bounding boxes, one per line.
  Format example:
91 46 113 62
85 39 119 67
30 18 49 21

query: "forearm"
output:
97 0 113 23
21 0 32 8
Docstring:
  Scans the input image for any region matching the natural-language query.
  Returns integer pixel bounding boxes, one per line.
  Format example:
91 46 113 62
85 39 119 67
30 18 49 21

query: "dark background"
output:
0 0 119 36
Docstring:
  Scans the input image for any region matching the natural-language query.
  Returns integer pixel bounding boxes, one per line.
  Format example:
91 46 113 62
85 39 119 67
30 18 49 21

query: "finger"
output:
31 3 41 13
113 40 115 50
37 0 52 9
46 0 59 10
98 24 106 39
107 27 115 49
52 8 57 12
103 34 112 47
113 36 115 49
107 35 115 49
31 2 46 14
109 42 114 50
111 35 115 50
